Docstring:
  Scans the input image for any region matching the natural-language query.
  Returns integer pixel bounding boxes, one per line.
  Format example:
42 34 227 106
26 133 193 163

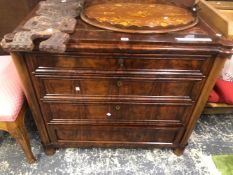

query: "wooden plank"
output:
203 107 233 114
198 0 233 39
206 102 233 108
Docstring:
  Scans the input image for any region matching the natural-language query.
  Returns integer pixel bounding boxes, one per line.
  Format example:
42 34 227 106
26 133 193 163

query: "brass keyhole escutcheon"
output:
117 80 122 87
115 105 121 110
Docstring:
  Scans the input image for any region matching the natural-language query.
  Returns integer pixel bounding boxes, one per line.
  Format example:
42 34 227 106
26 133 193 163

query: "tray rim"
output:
80 6 199 34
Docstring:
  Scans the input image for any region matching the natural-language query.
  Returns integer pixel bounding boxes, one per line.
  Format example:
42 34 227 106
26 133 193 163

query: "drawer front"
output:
42 102 192 124
30 54 213 75
37 77 203 100
49 124 183 146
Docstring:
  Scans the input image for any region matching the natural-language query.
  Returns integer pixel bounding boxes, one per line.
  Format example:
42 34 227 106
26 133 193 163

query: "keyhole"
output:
115 105 121 110
117 80 122 87
118 59 124 68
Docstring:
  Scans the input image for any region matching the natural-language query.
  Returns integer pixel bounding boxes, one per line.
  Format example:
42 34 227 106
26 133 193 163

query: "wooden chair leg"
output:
9 126 36 163
8 104 36 164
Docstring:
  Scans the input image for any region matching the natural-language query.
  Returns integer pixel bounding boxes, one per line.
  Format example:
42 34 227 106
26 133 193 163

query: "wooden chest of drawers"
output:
11 17 233 155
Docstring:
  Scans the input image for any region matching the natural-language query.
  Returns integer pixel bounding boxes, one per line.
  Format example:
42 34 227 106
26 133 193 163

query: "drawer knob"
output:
106 113 112 117
75 86 81 91
117 80 122 87
115 105 121 110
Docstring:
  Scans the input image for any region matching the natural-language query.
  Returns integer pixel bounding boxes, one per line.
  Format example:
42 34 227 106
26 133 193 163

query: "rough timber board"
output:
208 1 233 10
0 0 83 53
36 0 84 17
23 16 77 34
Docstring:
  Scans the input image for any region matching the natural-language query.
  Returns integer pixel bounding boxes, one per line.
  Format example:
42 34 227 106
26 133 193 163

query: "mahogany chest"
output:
9 5 233 155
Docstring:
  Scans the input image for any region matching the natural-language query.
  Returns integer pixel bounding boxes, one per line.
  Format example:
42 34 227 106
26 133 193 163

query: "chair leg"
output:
9 125 36 163
8 104 36 164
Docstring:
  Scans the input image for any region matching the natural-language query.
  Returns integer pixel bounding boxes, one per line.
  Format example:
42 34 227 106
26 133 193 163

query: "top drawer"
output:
29 54 213 75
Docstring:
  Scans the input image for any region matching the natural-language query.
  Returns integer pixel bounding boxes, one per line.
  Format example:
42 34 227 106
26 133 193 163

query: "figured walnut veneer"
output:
10 4 233 155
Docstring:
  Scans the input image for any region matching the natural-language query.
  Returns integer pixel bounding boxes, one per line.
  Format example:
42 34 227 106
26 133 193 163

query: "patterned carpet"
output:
0 114 232 175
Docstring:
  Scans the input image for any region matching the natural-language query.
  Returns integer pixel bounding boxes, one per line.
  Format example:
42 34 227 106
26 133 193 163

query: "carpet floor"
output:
0 114 232 175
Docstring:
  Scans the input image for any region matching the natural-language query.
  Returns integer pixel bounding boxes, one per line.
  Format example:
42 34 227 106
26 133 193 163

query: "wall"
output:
0 0 40 54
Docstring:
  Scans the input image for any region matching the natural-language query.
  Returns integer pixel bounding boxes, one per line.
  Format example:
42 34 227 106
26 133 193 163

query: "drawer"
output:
48 124 184 147
42 102 192 124
29 54 213 75
38 77 203 100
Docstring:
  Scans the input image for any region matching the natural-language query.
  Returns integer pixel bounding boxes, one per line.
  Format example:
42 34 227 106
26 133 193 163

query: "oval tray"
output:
81 2 199 34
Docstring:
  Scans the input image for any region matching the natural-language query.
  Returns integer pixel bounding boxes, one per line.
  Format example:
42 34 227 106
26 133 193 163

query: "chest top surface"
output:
65 17 232 54
1 1 233 55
